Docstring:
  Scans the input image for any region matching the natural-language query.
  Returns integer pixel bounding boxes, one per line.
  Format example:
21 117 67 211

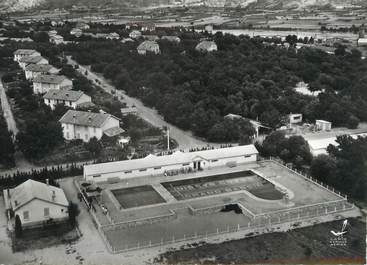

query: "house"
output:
307 137 338 156
129 30 142 39
121 106 138 116
315 120 332 131
205 24 213 33
141 23 156 32
19 56 49 70
70 28 83 37
137 41 160 55
142 35 159 41
13 49 40 62
50 35 64 45
76 22 90 30
118 136 131 147
289 114 303 124
48 30 57 37
25 64 59 80
59 110 124 142
106 32 120 40
33 75 73 94
3 179 68 228
161 36 181 43
43 89 92 110
357 38 367 46
84 145 259 182
195 40 217 52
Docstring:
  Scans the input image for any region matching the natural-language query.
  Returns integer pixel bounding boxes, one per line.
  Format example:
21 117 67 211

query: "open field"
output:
78 160 360 253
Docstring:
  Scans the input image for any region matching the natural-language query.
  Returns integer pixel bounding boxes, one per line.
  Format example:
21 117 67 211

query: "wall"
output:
15 199 68 226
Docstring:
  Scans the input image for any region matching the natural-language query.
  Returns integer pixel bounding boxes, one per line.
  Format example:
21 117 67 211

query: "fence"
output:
104 198 354 253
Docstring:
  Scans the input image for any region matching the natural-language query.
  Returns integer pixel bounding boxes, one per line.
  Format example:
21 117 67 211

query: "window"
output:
139 169 147 172
85 134 88 141
244 155 252 158
211 159 218 162
44 208 50 217
77 133 80 139
66 124 69 130
23 211 29 221
66 132 70 139
154 167 161 170
93 127 96 133
124 171 132 174
93 175 101 178
182 163 190 166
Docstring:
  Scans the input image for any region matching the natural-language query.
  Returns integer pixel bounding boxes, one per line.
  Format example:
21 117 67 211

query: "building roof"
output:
104 127 125 137
43 89 85 101
59 110 118 127
196 40 217 51
33 74 69 84
316 120 332 124
25 63 53 72
19 55 46 64
51 35 64 40
137 40 159 51
9 179 68 211
14 49 38 55
84 145 259 177
307 137 338 151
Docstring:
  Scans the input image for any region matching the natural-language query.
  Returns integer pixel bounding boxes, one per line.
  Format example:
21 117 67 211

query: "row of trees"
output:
0 104 15 168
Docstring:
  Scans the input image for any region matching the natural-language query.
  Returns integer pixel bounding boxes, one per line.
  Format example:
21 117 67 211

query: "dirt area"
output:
159 218 366 264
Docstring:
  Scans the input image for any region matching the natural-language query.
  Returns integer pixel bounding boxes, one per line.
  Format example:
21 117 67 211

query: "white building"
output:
129 30 142 39
70 28 83 37
289 114 303 124
43 89 92 110
106 32 120 40
13 49 41 62
121 106 138 116
25 64 59 80
18 56 49 70
137 41 160 55
357 38 367 46
3 179 69 228
50 35 64 45
316 120 332 131
195 40 218 52
308 137 338 156
84 145 259 182
59 110 123 142
33 75 73 94
48 30 58 37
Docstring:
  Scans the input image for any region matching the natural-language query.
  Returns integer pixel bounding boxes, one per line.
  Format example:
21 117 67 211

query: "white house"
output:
137 41 160 55
13 49 40 62
106 32 120 40
308 137 338 156
129 30 142 39
33 75 73 94
59 110 124 142
70 28 83 37
315 120 332 131
25 64 59 80
3 179 69 228
195 40 218 52
50 35 64 45
289 114 303 124
18 56 49 70
84 145 259 182
357 38 367 46
43 89 92 110
48 30 58 37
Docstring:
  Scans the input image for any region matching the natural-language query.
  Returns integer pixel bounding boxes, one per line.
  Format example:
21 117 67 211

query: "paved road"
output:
67 56 222 150
0 80 18 136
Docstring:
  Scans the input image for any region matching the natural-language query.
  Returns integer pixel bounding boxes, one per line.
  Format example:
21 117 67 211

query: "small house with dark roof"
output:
25 64 59 80
59 110 123 142
43 89 91 110
19 55 49 70
13 49 41 62
33 74 73 94
137 41 160 55
195 40 218 52
3 179 69 228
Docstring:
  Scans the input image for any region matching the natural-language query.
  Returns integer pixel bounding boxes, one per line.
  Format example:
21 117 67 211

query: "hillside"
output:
0 0 365 12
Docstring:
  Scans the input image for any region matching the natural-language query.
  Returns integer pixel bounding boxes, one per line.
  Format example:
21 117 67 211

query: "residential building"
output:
129 30 142 39
161 36 181 43
106 32 120 40
315 120 332 131
289 114 303 124
43 89 92 110
195 40 218 52
141 23 156 32
59 110 123 142
137 41 160 55
3 179 69 228
84 145 259 182
19 56 49 70
121 106 138 116
13 49 40 62
70 28 83 37
308 137 338 156
357 38 367 46
50 35 64 45
205 24 213 33
48 30 57 37
76 22 90 30
33 75 73 94
25 64 59 80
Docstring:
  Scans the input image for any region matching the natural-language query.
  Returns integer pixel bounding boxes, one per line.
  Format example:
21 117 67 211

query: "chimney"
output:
46 179 49 185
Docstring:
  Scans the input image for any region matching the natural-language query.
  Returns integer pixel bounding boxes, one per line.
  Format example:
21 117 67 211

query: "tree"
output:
84 137 103 157
68 202 79 226
15 215 22 238
310 154 337 183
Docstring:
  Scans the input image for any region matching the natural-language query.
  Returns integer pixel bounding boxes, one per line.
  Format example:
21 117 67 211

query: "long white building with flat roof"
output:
84 145 259 182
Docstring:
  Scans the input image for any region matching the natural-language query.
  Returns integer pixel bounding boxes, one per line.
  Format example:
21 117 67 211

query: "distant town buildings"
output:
33 75 73 94
195 40 218 52
129 30 142 39
137 41 160 55
25 64 59 80
59 110 123 142
289 114 303 124
3 179 69 228
19 55 49 70
107 32 120 40
121 106 138 116
50 35 64 45
43 89 92 110
315 120 332 131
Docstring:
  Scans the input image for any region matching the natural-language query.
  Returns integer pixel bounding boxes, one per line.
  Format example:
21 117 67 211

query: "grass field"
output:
111 185 166 209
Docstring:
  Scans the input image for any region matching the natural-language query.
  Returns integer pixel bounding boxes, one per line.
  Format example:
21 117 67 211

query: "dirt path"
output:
66 56 222 151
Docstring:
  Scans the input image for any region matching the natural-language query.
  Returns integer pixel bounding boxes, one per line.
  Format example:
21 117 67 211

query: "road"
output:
66 56 221 150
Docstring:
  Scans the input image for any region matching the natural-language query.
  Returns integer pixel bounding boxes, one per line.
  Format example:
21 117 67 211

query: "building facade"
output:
13 49 41 62
33 75 73 94
25 64 59 80
43 89 92 110
19 56 49 70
